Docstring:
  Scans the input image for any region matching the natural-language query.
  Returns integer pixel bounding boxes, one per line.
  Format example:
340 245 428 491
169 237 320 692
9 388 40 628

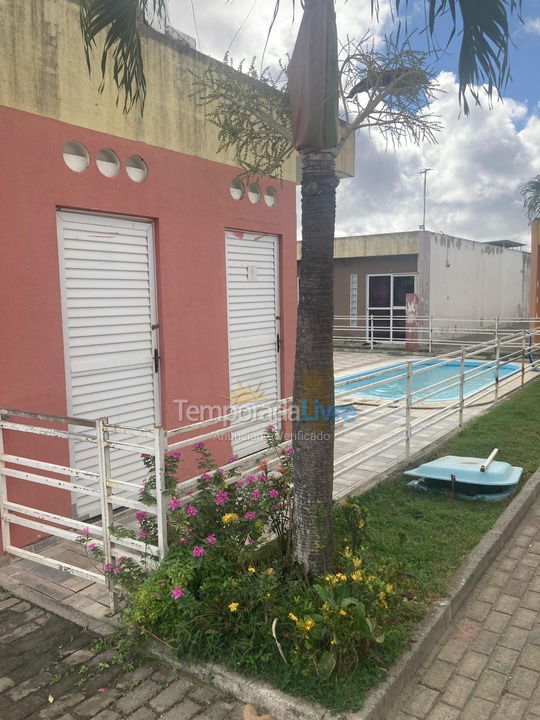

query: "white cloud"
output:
524 17 540 35
334 72 538 246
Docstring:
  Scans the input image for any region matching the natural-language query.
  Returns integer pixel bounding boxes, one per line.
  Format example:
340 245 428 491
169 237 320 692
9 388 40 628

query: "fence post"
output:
428 315 433 354
405 361 412 460
96 417 116 613
154 427 168 561
495 316 499 342
459 349 465 428
521 330 526 387
0 413 11 553
370 314 374 351
495 337 501 403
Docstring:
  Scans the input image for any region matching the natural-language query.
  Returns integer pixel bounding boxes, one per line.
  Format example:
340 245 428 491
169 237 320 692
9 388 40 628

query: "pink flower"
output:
88 543 96 551
266 425 275 431
141 453 149 459
257 474 266 482
245 475 256 484
228 456 238 463
103 563 113 573
98 688 105 693
206 534 217 546
135 511 149 522
251 490 261 501
113 567 121 574
139 530 150 539
285 447 294 455
168 497 181 511
185 505 198 517
200 473 211 482
82 527 90 535
236 480 245 488
193 442 206 450
215 490 229 506
170 451 182 458
246 538 255 545
171 586 185 600
244 511 257 520
192 546 205 557
269 489 279 499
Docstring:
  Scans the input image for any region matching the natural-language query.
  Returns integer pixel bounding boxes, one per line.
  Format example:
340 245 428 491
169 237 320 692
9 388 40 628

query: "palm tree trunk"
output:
292 149 338 577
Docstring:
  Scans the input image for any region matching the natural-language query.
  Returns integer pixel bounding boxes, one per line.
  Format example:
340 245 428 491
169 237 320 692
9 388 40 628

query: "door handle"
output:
154 348 160 373
276 333 281 353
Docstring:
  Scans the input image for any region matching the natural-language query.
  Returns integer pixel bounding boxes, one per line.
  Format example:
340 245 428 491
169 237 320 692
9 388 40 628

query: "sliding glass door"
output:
367 274 416 341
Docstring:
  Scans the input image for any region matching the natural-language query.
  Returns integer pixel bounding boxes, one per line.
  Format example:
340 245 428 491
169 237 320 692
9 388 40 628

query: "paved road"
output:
400 494 540 720
0 593 244 719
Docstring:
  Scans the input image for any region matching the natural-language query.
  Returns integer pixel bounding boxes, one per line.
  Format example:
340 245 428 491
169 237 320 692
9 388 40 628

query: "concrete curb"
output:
2 472 539 720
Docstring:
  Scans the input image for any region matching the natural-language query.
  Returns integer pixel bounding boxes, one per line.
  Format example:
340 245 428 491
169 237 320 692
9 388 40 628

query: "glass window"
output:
393 275 415 306
368 275 391 308
349 274 358 326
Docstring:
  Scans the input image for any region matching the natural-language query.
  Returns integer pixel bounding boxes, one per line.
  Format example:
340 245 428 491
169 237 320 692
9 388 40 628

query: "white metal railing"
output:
1 329 539 608
331 327 540 478
334 315 540 351
0 410 166 611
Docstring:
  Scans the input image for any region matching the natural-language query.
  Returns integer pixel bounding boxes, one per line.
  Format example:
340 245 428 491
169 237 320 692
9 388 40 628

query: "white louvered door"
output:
57 211 160 519
225 230 280 457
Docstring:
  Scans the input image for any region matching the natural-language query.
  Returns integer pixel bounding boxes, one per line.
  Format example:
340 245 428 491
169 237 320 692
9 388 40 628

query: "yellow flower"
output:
357 519 365 529
222 513 239 525
322 602 330 612
377 592 388 609
264 567 274 576
351 571 363 582
352 556 362 568
228 602 239 613
368 575 376 583
302 618 314 631
335 572 347 583
248 566 256 574
339 609 347 616
386 583 394 595
288 613 298 622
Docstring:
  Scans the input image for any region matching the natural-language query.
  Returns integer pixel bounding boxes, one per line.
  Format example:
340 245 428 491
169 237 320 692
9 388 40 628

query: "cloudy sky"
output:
167 1 540 246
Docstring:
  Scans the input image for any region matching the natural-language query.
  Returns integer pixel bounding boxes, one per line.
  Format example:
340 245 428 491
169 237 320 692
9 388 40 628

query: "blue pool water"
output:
335 360 520 402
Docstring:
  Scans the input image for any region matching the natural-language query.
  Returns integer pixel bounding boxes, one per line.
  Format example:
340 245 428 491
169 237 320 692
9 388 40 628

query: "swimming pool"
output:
335 360 520 402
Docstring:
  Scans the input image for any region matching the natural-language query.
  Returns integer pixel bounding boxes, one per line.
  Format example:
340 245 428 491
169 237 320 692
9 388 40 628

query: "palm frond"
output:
79 0 167 113
373 0 522 113
521 176 540 222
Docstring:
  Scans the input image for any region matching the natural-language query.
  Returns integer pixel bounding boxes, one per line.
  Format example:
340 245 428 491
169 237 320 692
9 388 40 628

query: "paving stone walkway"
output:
0 591 245 720
399 493 540 720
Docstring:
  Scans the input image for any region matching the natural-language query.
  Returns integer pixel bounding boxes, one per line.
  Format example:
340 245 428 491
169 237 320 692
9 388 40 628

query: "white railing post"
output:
494 337 501 403
96 417 115 612
521 330 526 387
0 413 11 554
405 361 412 459
370 314 374 351
495 315 499 342
459 349 465 428
154 427 168 560
428 315 433 354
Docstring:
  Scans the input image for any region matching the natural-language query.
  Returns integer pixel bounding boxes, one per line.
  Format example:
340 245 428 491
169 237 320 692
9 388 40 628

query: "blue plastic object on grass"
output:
405 454 522 502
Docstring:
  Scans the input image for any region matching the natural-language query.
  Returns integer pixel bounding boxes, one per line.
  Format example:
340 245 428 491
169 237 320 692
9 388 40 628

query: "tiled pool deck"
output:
1 350 538 621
